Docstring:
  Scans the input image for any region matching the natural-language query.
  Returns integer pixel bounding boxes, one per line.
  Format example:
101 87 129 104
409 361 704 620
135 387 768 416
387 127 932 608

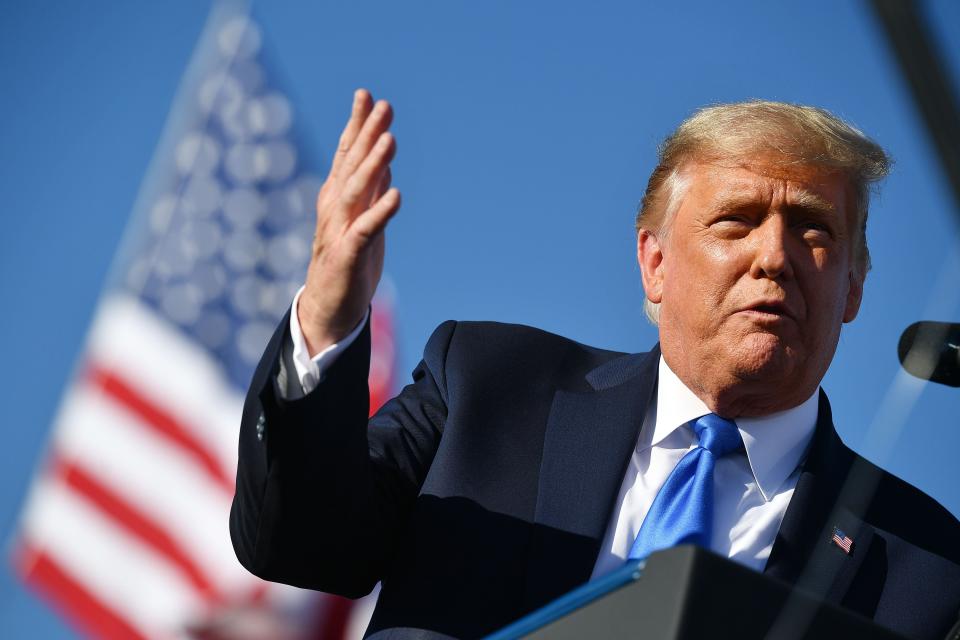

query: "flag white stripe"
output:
22 478 205 637
53 382 256 593
86 295 244 475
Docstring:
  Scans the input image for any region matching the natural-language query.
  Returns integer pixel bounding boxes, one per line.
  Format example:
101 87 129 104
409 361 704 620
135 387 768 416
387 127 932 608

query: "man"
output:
230 91 960 639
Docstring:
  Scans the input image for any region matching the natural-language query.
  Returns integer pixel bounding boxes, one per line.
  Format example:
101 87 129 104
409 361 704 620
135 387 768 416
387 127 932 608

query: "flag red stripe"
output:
832 535 852 552
86 364 233 493
15 543 149 640
311 595 354 640
52 455 222 603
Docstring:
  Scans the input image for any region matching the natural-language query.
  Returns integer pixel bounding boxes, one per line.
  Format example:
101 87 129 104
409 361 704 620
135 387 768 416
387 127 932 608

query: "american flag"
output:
830 527 854 555
12 8 392 639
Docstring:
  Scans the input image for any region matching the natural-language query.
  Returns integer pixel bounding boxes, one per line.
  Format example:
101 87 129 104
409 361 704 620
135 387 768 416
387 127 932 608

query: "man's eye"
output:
798 221 834 241
711 217 753 238
714 215 751 226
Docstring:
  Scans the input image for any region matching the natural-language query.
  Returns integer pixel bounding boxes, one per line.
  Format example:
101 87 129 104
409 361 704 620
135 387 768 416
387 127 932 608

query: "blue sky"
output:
1 1 958 636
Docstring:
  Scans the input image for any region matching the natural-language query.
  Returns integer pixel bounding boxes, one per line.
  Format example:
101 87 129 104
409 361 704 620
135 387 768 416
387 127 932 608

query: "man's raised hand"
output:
297 89 401 357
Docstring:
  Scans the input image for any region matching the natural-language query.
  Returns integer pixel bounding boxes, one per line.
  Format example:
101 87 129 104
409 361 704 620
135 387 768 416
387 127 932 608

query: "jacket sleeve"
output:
229 309 456 597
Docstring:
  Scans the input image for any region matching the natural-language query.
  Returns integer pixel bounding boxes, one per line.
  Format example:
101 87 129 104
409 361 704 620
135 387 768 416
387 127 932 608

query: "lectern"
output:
487 545 907 639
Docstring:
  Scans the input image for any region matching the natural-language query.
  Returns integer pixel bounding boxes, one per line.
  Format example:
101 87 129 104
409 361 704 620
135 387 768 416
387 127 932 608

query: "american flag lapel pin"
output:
831 526 854 555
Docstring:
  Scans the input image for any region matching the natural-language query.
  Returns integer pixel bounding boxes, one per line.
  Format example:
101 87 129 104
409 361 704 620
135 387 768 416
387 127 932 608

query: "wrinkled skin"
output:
637 159 865 417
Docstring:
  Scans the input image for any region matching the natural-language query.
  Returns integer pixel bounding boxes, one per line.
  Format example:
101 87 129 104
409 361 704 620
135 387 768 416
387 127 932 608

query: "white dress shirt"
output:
590 358 817 578
279 287 369 400
282 288 818 579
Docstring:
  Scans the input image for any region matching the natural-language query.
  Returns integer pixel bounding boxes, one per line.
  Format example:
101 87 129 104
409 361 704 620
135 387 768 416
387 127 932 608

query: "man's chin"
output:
728 334 798 380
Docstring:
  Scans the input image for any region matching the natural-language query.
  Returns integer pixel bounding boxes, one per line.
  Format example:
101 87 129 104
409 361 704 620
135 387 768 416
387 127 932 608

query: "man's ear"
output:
843 269 864 323
637 229 665 304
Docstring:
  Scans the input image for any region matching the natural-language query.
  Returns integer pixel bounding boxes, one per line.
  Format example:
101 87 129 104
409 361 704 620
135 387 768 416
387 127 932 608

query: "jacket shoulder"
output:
442 319 627 357
860 455 960 564
422 320 640 394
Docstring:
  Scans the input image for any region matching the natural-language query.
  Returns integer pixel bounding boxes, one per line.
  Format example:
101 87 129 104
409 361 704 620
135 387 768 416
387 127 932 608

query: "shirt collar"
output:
646 356 818 502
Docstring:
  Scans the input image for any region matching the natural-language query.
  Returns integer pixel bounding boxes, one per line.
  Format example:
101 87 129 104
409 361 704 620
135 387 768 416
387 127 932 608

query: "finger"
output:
370 167 392 206
340 99 393 181
342 132 396 210
351 187 401 243
330 89 374 179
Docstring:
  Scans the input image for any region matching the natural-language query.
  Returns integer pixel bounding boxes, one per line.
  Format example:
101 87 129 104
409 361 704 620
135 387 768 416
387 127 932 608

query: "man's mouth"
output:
740 299 794 321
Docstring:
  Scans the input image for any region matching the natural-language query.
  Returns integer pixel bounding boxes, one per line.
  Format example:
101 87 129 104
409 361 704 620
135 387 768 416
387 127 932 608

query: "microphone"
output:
897 321 960 387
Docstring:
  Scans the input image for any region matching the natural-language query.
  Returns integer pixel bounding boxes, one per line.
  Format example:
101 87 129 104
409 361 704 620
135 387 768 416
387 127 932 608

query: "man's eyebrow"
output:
788 190 837 215
711 193 766 212
711 190 837 215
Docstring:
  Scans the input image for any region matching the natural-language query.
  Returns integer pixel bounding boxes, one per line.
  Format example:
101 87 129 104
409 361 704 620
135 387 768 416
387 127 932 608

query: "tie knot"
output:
692 413 742 458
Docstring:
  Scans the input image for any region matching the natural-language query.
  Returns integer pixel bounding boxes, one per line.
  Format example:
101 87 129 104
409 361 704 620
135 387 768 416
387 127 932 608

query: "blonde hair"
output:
637 100 890 324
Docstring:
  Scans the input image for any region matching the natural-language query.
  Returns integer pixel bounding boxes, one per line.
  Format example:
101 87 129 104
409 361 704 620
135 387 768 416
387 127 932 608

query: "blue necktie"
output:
627 413 743 561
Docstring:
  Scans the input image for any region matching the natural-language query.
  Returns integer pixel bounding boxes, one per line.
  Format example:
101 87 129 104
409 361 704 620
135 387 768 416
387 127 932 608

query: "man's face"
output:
637 159 865 417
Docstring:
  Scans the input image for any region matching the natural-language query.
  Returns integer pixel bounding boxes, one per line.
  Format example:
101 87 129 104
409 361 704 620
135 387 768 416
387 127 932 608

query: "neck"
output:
661 351 818 418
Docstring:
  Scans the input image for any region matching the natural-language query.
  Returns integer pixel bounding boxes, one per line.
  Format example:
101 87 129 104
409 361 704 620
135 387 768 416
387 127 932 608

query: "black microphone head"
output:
898 321 960 387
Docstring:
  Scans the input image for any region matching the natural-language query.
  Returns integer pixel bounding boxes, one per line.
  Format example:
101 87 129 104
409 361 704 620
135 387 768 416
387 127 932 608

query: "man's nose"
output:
749 215 794 280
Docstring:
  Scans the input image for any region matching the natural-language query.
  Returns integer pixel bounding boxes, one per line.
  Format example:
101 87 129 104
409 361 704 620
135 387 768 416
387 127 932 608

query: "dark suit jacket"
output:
230 317 960 639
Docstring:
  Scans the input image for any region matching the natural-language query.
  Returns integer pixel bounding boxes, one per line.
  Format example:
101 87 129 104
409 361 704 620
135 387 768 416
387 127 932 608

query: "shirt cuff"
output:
286 286 369 396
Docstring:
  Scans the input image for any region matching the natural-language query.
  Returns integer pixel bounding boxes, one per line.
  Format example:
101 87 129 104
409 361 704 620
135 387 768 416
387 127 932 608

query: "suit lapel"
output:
522 360 879 611
523 349 659 609
764 390 876 607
